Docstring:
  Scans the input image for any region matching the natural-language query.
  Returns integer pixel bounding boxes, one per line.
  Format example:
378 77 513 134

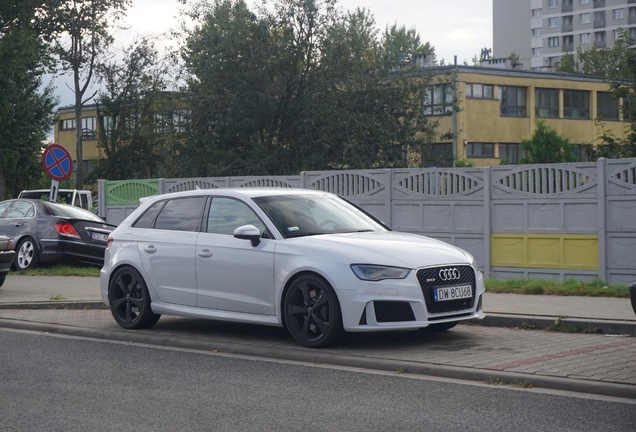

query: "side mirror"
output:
234 224 261 247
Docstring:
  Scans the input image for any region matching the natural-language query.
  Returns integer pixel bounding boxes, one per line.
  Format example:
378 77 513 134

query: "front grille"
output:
416 265 476 314
374 301 416 323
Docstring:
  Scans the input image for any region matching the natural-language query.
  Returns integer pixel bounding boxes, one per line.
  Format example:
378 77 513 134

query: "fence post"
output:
300 171 307 189
597 157 607 282
484 167 491 279
385 169 393 229
97 179 105 219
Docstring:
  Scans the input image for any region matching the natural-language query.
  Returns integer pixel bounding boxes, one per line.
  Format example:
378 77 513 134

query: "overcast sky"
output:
52 0 493 107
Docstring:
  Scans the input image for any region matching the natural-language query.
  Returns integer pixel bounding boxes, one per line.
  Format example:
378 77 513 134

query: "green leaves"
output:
520 120 577 164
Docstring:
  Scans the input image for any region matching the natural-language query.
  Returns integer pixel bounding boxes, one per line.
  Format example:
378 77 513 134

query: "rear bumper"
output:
39 238 106 266
0 250 15 274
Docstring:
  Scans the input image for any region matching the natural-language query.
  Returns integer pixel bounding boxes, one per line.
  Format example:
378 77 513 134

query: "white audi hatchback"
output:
101 188 485 347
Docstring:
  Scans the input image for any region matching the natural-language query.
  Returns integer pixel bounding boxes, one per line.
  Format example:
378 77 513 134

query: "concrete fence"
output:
97 157 636 284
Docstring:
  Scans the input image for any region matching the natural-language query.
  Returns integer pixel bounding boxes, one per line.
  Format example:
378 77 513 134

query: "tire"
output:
0 274 5 288
108 266 160 329
420 321 458 333
283 274 343 348
14 237 38 270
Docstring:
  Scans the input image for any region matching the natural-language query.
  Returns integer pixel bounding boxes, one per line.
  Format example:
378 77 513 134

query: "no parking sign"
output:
41 144 73 202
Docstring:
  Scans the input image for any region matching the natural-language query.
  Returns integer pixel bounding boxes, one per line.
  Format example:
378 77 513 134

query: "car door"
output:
0 201 34 242
136 197 207 307
196 197 276 315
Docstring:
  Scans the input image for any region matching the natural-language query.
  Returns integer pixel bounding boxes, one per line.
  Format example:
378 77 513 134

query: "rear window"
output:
44 201 105 222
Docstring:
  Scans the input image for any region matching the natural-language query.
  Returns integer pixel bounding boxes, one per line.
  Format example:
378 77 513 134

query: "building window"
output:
533 48 543 55
580 13 590 24
81 117 97 139
499 143 523 164
500 86 526 117
597 92 619 120
595 31 606 42
172 109 190 133
422 143 453 167
580 33 591 44
423 84 454 115
100 116 113 137
563 90 589 119
548 17 560 28
535 88 559 118
563 35 574 48
532 9 542 18
532 28 542 36
630 28 636 39
613 29 622 40
466 83 493 99
594 11 605 27
466 143 494 158
549 0 559 8
573 145 588 162
60 119 76 130
580 0 590 4
613 9 624 20
548 37 559 47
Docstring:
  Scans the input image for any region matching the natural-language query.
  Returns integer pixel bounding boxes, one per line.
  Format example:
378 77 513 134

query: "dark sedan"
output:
0 199 116 270
0 234 15 287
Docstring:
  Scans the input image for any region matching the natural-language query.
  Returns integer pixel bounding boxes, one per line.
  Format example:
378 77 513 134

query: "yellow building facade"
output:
424 65 628 167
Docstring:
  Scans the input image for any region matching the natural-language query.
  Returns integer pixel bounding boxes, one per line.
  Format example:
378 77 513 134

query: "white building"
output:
494 0 636 70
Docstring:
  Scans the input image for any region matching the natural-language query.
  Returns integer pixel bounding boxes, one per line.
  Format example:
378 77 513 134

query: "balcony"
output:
630 15 636 24
594 40 606 48
594 0 605 7
562 44 574 52
562 3 573 13
594 19 606 28
562 24 573 32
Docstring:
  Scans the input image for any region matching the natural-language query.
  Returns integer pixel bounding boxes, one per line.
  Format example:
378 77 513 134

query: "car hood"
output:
284 231 474 269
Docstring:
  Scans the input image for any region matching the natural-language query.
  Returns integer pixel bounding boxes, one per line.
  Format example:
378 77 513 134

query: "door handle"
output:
14 222 23 227
144 245 157 254
198 249 213 258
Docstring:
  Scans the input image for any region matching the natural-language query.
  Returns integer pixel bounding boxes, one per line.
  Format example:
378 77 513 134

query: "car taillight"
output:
54 222 81 239
106 237 113 250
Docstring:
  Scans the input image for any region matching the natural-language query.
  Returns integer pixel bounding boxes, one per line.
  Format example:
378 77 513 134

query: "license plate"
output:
91 232 109 242
434 285 472 302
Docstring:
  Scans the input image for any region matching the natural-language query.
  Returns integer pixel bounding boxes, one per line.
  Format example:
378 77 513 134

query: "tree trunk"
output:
75 85 84 189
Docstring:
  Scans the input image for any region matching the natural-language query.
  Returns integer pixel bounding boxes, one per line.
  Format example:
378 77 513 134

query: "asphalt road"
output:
1 329 634 432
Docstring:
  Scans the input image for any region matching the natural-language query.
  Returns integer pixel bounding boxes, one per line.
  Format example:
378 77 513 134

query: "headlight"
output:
350 264 411 281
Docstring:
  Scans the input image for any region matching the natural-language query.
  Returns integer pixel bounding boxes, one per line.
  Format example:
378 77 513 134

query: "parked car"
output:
18 189 93 210
101 188 485 348
0 199 116 270
0 234 15 287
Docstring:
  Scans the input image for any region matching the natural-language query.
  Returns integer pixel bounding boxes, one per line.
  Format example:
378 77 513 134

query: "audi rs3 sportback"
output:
101 188 485 348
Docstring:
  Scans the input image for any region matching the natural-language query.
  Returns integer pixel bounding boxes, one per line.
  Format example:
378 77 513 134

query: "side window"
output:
132 201 166 228
5 201 35 218
206 197 267 236
0 202 12 217
154 197 207 232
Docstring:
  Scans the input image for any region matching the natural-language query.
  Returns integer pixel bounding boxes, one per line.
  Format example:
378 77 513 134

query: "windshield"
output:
44 201 105 223
253 194 386 238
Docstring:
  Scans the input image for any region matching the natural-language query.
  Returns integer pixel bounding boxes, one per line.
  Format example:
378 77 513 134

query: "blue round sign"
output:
42 144 73 181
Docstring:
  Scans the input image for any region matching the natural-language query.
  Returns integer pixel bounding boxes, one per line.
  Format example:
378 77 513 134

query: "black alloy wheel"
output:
14 237 38 270
109 266 160 329
283 274 343 348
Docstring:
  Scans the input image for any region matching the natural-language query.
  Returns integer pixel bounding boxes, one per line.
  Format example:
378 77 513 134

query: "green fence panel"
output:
104 179 160 205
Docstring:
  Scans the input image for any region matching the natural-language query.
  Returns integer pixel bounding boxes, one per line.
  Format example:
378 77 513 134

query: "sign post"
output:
42 144 73 202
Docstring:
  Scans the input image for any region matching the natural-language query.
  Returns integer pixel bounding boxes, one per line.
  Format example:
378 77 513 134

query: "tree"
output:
176 0 442 177
86 38 171 182
520 120 577 164
553 52 577 74
0 0 57 200
46 0 131 189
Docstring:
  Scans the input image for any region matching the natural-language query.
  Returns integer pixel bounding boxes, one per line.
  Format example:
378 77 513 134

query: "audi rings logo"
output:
438 268 461 281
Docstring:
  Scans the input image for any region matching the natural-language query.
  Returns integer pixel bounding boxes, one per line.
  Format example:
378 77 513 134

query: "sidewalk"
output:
1 275 635 399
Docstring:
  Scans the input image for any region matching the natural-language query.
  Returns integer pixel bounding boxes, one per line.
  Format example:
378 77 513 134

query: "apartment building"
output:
494 0 636 69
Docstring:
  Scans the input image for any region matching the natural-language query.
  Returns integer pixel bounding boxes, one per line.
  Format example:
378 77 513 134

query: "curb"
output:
1 317 635 400
0 301 107 310
480 313 636 336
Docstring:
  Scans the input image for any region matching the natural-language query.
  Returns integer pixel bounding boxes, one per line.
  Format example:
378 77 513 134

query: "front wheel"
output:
109 266 160 329
14 237 38 270
283 274 343 348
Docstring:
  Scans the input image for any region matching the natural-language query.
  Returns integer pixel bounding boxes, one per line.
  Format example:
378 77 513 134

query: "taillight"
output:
54 222 81 239
106 237 113 250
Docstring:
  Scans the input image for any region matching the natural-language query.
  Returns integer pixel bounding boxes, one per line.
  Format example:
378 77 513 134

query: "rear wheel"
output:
0 274 5 288
283 274 343 348
109 266 160 329
14 237 38 270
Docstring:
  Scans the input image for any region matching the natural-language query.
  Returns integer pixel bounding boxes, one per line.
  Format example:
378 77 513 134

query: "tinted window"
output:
44 201 104 222
4 201 35 218
154 197 206 232
206 198 267 235
132 201 165 228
